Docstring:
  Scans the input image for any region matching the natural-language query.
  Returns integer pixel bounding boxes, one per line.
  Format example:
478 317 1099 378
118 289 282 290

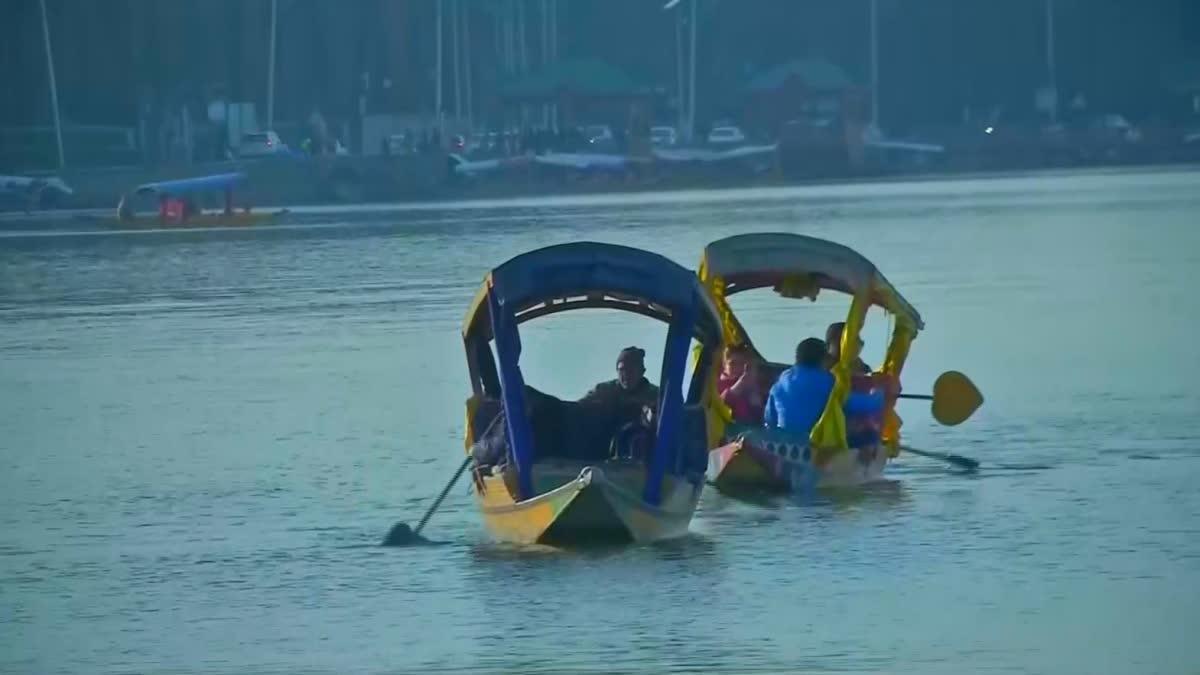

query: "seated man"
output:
579 346 660 413
764 337 885 444
718 344 765 425
578 347 660 457
824 322 872 374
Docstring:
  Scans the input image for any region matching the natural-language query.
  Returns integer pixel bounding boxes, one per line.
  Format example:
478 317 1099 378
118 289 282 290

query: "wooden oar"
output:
900 445 980 472
381 456 472 547
897 370 983 426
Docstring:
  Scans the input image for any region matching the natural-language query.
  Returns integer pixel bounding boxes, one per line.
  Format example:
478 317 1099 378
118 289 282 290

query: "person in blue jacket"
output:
764 337 885 445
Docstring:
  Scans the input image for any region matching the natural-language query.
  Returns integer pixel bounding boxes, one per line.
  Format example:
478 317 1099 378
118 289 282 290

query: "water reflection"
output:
465 531 722 570
3 170 1200 674
702 478 912 515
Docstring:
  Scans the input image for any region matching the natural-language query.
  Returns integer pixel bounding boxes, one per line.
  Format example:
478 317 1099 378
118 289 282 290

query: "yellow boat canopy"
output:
697 232 923 460
698 232 922 334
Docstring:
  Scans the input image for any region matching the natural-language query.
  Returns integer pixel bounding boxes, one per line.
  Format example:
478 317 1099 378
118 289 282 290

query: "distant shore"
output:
4 154 1199 228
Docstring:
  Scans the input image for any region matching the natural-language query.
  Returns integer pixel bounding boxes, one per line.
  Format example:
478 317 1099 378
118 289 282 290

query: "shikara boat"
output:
109 172 287 228
698 233 980 493
461 242 726 545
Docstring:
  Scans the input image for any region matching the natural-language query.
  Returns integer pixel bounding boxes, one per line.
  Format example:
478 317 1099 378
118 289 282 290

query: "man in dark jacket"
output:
579 346 660 413
574 347 661 459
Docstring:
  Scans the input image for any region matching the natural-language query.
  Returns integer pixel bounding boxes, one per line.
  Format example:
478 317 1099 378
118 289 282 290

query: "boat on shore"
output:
461 242 726 545
103 172 288 229
697 232 967 493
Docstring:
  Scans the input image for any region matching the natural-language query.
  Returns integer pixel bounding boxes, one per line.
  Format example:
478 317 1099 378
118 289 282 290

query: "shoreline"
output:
3 160 1198 227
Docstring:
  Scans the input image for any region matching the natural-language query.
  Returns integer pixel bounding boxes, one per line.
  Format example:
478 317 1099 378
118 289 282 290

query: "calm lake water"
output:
2 168 1199 675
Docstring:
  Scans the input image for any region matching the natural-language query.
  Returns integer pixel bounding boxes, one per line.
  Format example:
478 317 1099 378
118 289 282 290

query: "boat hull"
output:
473 460 703 546
708 429 888 494
101 210 288 229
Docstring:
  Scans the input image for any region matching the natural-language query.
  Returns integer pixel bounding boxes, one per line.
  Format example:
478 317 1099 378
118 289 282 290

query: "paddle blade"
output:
381 522 431 547
900 445 980 472
930 370 983 426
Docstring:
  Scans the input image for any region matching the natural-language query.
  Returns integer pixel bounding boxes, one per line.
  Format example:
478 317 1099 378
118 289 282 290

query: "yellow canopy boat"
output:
461 242 726 545
698 232 943 492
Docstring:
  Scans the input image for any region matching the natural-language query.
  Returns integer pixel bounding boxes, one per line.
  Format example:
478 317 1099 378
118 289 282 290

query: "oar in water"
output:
891 371 983 470
899 444 980 472
897 370 983 426
382 456 472 547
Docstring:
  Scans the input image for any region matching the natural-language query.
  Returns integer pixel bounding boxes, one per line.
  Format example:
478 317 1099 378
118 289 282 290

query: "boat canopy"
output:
699 232 922 331
462 242 724 504
696 232 922 459
463 241 722 342
133 172 247 197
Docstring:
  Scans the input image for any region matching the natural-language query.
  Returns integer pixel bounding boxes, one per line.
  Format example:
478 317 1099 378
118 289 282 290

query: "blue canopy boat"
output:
113 172 287 228
461 242 726 545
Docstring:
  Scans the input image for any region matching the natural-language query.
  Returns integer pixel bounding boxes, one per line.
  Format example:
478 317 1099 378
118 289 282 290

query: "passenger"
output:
579 346 660 417
764 337 885 442
825 322 872 374
718 344 765 425
826 322 902 444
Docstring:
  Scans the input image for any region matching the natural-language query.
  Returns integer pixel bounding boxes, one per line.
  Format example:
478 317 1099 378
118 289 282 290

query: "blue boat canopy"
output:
133 172 247 197
462 242 724 505
462 241 722 342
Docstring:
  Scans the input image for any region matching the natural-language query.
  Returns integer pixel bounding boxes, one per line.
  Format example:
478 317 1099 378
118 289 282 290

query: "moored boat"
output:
697 232 976 493
107 172 287 228
461 242 726 545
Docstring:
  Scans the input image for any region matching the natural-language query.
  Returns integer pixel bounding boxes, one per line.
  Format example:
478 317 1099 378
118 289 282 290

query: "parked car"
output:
386 133 413 154
650 125 678 146
707 125 747 146
1089 113 1141 143
238 130 289 157
585 124 614 145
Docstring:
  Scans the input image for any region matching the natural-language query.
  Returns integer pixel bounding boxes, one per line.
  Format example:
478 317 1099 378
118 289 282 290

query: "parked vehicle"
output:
238 131 289 157
585 124 615 146
707 125 747 146
650 125 678 146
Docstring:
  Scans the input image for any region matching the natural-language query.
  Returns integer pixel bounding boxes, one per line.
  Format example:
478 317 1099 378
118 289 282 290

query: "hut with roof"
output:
497 59 663 153
742 58 867 138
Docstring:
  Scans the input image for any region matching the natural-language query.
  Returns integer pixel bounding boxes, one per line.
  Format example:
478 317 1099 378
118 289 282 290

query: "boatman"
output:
825 322 872 374
579 346 661 461
579 346 660 415
825 321 902 442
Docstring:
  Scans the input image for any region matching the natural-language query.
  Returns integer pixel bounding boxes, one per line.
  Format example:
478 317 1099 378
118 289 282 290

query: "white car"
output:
585 124 614 145
650 126 678 146
1091 113 1141 143
707 125 746 146
238 131 289 157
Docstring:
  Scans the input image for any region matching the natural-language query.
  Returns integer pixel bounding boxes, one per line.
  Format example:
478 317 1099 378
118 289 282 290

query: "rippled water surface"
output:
2 168 1199 674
